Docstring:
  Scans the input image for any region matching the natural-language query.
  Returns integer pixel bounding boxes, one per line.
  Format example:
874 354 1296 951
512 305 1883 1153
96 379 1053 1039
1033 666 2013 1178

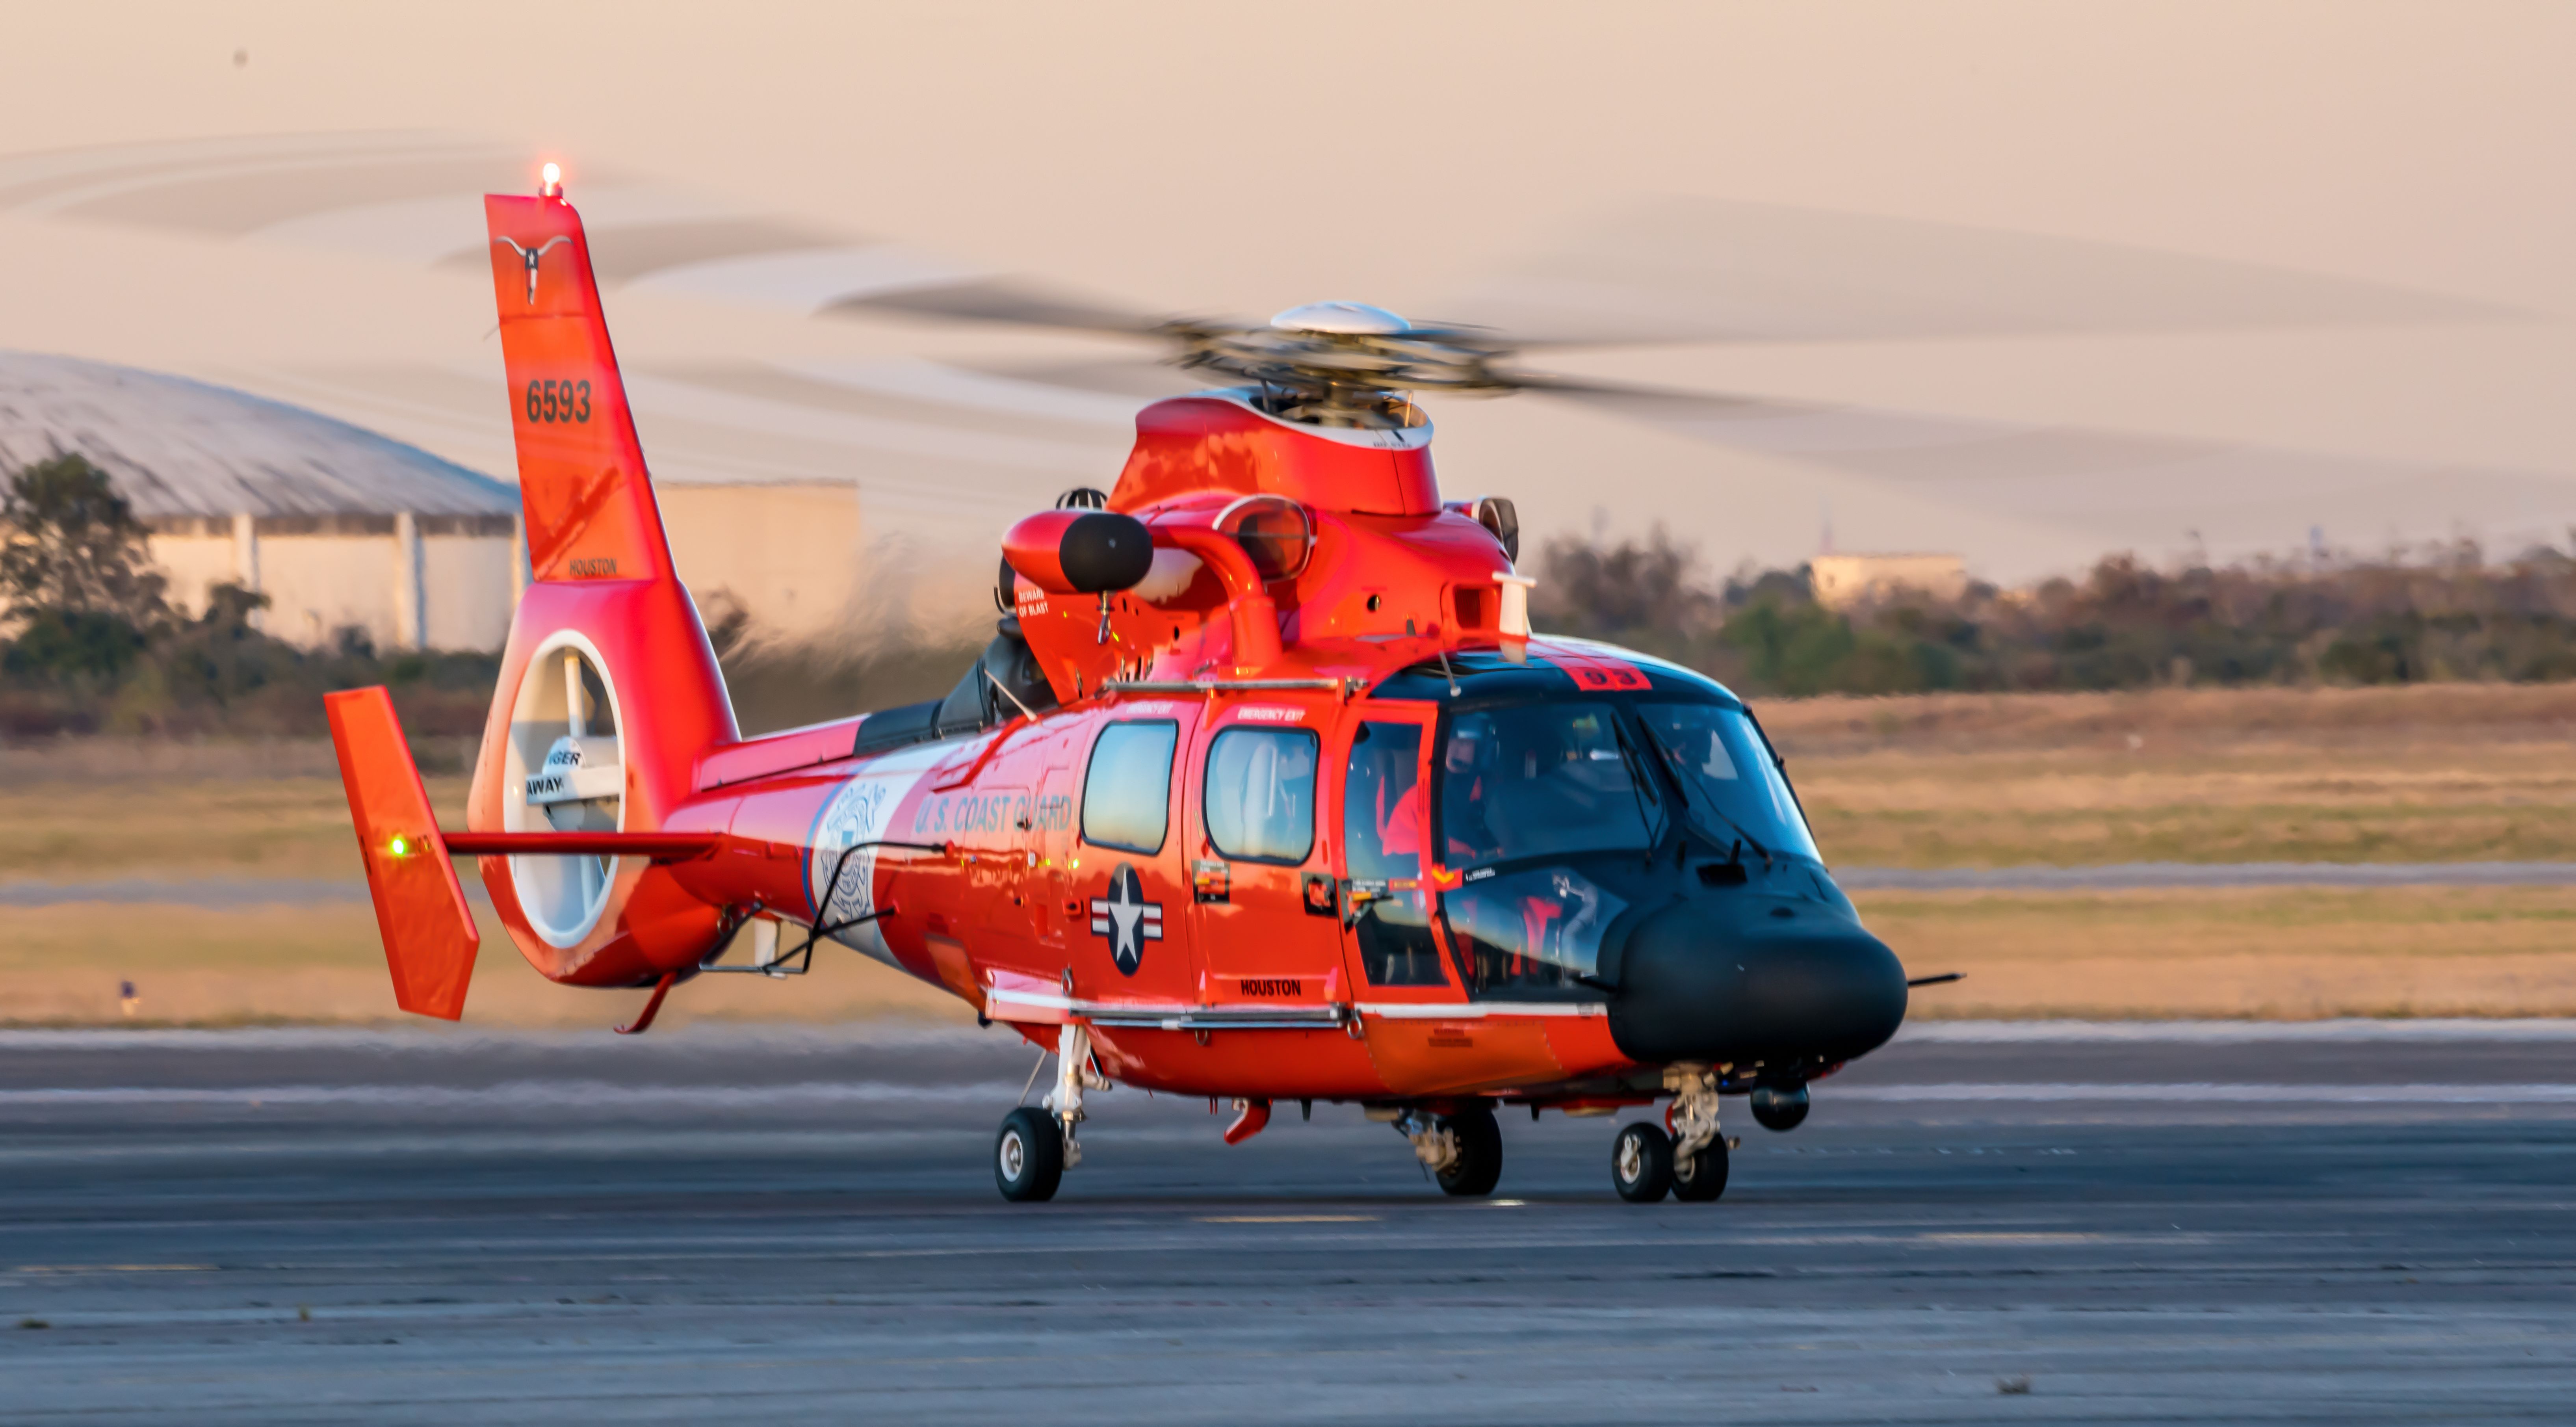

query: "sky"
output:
0 1 2568 588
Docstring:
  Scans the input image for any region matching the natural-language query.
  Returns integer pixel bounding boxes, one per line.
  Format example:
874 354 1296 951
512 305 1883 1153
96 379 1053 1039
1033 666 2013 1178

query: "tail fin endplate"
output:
325 687 480 1020
483 193 674 585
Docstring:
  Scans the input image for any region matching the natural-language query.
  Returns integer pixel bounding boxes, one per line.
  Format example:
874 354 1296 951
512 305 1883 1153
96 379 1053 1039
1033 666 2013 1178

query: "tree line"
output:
0 455 497 739
13 450 2576 739
1532 526 2576 697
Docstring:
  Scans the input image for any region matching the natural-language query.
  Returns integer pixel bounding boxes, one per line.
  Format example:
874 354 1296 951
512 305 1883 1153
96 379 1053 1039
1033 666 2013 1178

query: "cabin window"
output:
1341 721 1445 986
1081 720 1178 855
1203 727 1318 865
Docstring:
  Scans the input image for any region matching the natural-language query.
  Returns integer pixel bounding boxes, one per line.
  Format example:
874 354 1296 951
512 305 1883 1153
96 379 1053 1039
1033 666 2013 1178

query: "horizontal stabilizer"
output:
443 830 719 860
324 687 480 1020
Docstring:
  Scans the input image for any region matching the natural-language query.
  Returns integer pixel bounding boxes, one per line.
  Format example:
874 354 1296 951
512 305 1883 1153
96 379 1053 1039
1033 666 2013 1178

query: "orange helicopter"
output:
327 171 1924 1205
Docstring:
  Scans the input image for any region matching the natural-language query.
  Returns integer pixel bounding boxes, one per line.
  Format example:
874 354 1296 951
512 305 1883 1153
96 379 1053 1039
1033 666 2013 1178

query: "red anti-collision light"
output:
1003 510 1153 595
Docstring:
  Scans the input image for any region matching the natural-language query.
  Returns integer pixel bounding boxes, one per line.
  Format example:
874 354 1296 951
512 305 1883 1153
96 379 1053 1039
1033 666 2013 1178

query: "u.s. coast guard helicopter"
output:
328 169 1933 1204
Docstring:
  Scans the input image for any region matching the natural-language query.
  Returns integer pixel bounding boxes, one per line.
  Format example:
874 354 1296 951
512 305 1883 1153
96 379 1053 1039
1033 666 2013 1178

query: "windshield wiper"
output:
1636 720 1775 866
1606 717 1669 851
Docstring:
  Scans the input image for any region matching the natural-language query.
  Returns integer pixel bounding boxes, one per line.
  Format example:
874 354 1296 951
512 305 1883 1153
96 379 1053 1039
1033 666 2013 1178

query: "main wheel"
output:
995 1106 1064 1202
1436 1105 1504 1197
1612 1121 1674 1203
1672 1134 1729 1201
1751 1084 1809 1132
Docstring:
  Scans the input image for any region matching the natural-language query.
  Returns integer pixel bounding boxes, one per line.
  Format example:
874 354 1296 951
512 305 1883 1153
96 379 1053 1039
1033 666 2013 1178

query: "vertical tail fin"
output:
461 180 737 987
325 687 480 1020
483 191 673 585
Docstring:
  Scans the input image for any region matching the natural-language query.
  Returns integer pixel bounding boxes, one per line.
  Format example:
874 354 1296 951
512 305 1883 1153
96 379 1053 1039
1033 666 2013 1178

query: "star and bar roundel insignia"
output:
1088 862 1163 975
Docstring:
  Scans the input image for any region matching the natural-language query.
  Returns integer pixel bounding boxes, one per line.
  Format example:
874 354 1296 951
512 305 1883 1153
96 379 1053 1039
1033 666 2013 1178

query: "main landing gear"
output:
1373 1104 1504 1196
1612 1066 1737 1204
994 1022 1109 1203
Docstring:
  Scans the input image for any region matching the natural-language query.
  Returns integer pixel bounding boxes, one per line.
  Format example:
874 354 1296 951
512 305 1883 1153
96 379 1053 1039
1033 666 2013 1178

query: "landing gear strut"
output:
1394 1104 1503 1197
995 1022 1109 1203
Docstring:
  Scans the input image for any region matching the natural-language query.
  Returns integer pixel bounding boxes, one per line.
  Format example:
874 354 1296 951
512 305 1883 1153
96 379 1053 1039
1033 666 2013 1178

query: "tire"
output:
1751 1084 1810 1133
1436 1105 1504 1197
1612 1121 1674 1203
1672 1134 1729 1201
995 1106 1064 1203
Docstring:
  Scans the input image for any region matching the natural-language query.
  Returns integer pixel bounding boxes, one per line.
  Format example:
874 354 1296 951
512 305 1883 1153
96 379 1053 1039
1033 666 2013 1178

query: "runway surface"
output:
2 1022 2571 1424
17 860 2576 907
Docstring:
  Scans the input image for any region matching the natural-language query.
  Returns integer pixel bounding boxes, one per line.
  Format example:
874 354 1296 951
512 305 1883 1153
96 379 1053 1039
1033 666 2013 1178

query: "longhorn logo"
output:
493 235 570 306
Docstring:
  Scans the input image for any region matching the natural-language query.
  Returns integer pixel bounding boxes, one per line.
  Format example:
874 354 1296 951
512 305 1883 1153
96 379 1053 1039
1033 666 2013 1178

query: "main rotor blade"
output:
1525 374 2576 562
1532 373 2229 481
1441 198 2515 349
821 277 1187 338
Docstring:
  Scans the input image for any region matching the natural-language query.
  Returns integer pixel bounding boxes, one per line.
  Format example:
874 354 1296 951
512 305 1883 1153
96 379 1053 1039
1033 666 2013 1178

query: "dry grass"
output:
1758 683 2576 756
1796 742 2576 867
7 685 2576 1023
0 902 973 1029
1762 685 2576 867
1865 884 2576 1020
0 777 470 883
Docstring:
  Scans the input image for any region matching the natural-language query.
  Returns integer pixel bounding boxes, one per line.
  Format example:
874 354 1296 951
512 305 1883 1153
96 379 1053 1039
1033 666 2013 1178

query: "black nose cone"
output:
1608 901 1908 1066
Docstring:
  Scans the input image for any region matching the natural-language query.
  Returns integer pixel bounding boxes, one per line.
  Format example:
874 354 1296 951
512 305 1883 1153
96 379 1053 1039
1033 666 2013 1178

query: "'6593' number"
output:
524 379 592 424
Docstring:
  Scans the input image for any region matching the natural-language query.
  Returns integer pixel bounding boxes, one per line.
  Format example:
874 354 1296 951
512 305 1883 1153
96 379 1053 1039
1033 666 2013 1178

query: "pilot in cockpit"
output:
1440 714 1506 866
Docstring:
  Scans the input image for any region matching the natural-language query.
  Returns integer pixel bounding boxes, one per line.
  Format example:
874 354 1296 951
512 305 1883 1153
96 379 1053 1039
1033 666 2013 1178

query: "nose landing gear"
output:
1612 1066 1737 1203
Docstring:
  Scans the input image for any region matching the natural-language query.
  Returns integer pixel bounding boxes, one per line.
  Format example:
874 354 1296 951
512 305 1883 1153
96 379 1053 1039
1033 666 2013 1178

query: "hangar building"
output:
0 353 861 652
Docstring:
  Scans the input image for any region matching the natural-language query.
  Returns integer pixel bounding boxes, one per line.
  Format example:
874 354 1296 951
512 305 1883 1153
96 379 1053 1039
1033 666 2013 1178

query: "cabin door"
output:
1187 706 1344 1010
1067 710 1202 1005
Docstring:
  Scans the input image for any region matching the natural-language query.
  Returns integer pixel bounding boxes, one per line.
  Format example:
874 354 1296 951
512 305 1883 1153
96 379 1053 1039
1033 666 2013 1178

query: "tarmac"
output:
0 1020 2570 1424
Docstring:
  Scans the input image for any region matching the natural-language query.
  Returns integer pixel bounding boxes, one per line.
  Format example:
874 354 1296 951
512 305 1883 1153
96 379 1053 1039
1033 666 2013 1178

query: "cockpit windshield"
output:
1635 702 1821 862
1436 701 1658 870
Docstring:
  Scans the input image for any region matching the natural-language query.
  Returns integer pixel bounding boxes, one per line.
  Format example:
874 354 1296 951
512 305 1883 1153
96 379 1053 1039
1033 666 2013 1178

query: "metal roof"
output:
0 351 515 519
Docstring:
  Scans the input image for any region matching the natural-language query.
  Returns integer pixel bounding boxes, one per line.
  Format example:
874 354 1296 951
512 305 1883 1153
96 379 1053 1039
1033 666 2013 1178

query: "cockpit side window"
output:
1342 721 1423 882
1340 721 1444 987
1436 701 1655 870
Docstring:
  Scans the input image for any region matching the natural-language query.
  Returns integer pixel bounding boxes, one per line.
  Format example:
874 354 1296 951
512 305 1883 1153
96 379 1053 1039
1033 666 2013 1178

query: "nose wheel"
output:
1612 1122 1673 1202
1614 1067 1736 1203
1672 1133 1729 1200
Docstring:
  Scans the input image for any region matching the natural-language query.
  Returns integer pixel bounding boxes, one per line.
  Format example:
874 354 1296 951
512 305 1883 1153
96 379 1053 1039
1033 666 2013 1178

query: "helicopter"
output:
328 171 1937 1205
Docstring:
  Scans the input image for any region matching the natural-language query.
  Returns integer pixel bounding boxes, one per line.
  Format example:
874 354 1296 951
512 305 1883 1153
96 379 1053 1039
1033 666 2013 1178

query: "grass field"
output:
2 902 971 1030
1869 885 2576 1020
1768 683 2576 867
4 684 2574 1023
